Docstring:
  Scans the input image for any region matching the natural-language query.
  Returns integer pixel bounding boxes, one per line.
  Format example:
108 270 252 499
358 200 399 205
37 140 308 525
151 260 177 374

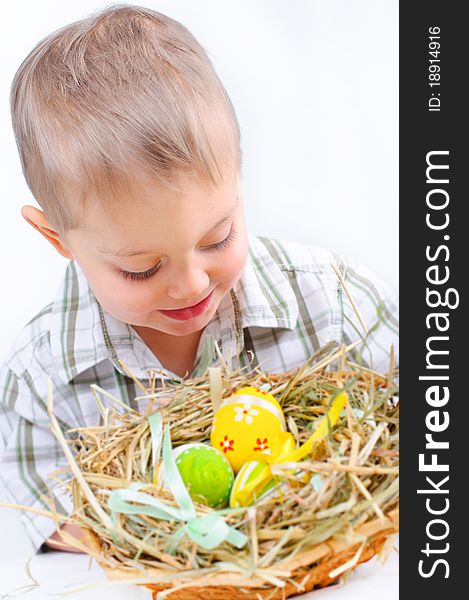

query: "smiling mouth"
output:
162 290 214 311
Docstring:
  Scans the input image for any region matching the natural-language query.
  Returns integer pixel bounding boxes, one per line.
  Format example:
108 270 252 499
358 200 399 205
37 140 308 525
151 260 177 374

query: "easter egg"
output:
211 386 286 473
159 443 234 508
229 430 312 507
230 458 310 508
229 460 279 508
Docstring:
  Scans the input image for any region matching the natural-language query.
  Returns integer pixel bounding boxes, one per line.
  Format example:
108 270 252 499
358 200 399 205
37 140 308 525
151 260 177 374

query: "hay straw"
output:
330 261 368 336
1 333 398 598
208 367 223 412
36 339 397 597
46 377 113 530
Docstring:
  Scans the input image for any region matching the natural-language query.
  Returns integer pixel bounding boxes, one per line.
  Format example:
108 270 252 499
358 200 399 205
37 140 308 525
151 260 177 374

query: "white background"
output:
0 0 398 560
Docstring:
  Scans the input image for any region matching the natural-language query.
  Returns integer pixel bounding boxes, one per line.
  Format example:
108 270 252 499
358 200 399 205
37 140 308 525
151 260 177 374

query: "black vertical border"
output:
400 1 465 595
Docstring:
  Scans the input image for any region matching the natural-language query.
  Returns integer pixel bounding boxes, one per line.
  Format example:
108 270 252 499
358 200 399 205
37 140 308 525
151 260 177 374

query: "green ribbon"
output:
107 413 247 552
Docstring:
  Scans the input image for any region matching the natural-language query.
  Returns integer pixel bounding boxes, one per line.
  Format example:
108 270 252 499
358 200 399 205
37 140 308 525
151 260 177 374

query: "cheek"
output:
113 281 163 316
85 268 160 317
207 220 247 278
219 232 249 281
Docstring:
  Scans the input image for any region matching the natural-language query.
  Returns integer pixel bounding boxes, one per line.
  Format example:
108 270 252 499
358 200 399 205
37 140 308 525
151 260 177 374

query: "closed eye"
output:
119 226 238 283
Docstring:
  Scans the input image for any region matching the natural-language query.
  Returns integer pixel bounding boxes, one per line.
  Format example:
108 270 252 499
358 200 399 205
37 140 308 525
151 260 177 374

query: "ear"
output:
21 205 74 260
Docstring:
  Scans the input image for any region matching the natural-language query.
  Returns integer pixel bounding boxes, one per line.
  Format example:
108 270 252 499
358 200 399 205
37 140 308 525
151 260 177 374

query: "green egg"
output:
174 443 234 508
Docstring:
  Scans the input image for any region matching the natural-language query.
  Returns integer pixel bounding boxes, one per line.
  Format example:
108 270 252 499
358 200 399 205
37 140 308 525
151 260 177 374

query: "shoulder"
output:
249 234 397 302
0 260 85 424
245 234 352 311
0 299 55 428
247 233 338 274
244 234 343 318
2 301 54 379
332 250 399 322
245 233 398 371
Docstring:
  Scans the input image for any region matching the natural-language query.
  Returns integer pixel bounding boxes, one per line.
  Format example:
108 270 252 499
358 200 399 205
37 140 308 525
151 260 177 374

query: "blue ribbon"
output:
107 413 247 552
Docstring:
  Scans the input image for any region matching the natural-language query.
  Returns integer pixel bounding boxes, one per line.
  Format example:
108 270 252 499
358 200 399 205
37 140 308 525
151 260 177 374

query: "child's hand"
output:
44 523 87 553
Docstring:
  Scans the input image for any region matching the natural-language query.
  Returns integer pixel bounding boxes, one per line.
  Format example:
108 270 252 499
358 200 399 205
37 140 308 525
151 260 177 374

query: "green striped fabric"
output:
0 233 398 552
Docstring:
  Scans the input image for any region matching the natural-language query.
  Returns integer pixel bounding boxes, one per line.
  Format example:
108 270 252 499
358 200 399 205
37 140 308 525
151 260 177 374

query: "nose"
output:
166 261 211 302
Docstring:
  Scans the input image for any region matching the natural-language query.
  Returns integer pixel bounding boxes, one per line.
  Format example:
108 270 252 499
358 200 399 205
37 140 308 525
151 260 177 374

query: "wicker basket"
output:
58 344 398 600
82 508 398 599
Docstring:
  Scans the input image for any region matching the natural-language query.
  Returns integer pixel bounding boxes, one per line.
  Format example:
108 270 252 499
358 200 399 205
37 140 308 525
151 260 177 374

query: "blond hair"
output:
10 3 241 235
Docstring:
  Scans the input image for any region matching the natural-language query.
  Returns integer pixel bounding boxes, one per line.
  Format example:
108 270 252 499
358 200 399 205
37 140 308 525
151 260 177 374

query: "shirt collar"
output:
49 233 299 384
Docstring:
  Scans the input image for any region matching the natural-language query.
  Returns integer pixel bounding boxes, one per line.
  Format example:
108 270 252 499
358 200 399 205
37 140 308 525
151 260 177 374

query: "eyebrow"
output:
97 199 238 258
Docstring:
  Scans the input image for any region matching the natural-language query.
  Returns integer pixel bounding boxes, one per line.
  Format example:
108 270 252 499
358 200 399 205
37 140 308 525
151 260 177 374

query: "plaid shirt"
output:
0 233 398 552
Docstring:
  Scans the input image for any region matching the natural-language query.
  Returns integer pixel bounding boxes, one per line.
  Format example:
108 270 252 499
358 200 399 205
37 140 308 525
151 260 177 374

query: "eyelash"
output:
119 226 238 282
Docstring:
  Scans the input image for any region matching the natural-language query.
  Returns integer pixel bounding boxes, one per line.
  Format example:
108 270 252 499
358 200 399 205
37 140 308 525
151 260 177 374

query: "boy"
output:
0 4 398 554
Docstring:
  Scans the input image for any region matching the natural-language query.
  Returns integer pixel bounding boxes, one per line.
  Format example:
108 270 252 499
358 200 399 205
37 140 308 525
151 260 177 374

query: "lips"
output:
158 290 214 321
164 291 213 311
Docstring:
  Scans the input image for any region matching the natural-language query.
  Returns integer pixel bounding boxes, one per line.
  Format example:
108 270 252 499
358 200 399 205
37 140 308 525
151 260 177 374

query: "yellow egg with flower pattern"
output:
210 386 286 473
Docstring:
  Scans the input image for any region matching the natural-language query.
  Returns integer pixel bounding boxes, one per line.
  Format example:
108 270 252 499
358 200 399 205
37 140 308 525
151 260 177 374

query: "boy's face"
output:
61 171 249 338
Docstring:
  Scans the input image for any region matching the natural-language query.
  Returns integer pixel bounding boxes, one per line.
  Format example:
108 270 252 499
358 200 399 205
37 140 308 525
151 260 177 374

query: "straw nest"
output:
46 341 399 600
